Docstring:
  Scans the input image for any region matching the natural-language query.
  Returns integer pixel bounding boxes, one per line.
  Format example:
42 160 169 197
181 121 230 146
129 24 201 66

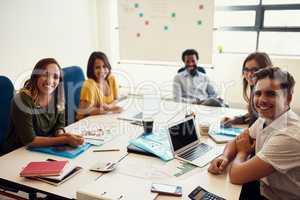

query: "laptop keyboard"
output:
180 143 213 161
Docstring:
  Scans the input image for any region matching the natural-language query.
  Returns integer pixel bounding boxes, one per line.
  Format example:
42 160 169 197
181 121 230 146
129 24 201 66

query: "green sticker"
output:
197 20 202 25
171 12 176 18
134 3 139 8
139 12 144 17
164 25 169 30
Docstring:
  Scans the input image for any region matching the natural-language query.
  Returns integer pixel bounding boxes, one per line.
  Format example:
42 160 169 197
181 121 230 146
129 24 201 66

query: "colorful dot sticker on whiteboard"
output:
197 20 202 25
171 12 176 18
134 3 139 8
145 20 149 26
136 33 141 37
139 12 144 17
164 25 169 31
199 4 204 10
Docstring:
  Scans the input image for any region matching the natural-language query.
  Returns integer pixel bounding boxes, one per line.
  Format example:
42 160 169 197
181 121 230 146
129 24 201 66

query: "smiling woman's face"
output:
243 59 260 86
36 63 60 96
94 58 109 80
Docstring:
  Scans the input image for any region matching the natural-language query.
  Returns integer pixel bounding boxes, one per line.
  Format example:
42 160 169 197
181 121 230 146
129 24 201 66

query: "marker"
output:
93 149 120 152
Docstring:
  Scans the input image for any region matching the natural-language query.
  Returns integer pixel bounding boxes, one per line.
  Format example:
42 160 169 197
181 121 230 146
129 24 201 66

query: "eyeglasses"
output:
243 67 261 73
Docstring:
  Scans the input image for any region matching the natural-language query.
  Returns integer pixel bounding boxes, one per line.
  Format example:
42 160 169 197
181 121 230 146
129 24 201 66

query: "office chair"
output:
62 66 85 125
0 76 15 145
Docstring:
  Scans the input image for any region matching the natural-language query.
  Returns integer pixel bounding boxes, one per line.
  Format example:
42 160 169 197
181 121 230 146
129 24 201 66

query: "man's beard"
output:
186 65 197 76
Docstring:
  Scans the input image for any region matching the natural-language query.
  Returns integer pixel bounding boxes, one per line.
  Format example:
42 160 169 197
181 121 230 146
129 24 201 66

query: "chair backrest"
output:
0 76 15 144
62 66 85 125
177 66 206 74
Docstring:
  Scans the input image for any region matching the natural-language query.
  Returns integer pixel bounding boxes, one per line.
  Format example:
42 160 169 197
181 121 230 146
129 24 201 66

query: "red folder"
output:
20 161 68 177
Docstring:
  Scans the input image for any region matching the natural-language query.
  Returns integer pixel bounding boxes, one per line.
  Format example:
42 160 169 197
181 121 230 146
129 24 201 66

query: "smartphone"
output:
151 183 182 196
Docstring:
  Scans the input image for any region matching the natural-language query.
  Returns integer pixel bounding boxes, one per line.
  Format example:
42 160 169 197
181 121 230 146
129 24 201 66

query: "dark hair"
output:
87 51 112 81
242 52 272 103
253 67 295 96
181 49 199 62
22 58 64 111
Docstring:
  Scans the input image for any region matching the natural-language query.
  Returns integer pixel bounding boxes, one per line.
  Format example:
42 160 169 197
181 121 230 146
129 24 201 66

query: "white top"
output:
173 69 217 103
249 109 300 200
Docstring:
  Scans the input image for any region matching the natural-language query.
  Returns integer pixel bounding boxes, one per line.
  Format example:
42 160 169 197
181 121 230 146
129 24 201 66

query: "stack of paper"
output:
129 130 173 161
20 161 82 186
77 173 158 200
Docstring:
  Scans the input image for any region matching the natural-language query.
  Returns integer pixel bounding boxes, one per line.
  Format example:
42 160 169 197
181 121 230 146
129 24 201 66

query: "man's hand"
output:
236 132 255 155
208 155 230 174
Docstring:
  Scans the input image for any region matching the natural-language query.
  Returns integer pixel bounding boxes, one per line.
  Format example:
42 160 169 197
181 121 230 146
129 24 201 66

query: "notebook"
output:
28 143 92 159
30 165 82 186
127 144 157 157
20 161 68 177
129 130 173 161
167 116 223 167
208 126 243 144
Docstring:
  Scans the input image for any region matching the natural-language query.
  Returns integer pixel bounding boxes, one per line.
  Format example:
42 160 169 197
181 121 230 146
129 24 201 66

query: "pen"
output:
93 149 120 152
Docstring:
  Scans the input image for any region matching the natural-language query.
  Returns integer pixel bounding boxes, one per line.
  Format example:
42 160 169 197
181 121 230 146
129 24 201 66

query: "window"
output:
214 0 300 56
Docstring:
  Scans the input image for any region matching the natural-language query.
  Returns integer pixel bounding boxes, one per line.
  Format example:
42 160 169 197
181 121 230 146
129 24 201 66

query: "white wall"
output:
0 0 98 89
1 0 299 113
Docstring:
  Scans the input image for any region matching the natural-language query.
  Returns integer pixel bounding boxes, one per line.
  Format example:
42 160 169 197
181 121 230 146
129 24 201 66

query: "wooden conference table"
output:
0 97 246 200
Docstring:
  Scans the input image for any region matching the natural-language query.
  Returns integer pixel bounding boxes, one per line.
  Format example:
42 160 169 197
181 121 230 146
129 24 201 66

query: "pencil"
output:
93 149 120 152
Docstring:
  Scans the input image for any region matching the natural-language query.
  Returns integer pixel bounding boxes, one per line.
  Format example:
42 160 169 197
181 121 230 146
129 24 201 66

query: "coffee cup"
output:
142 118 154 134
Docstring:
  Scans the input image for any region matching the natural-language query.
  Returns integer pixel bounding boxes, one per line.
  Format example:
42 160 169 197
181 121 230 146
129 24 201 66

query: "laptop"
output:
167 116 223 167
118 94 160 122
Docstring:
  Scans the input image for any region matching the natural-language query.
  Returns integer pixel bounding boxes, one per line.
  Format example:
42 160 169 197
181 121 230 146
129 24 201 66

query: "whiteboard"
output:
118 0 214 64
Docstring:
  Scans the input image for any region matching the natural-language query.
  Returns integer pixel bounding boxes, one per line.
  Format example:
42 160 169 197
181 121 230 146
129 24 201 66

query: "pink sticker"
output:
136 33 141 37
199 4 204 10
145 20 149 26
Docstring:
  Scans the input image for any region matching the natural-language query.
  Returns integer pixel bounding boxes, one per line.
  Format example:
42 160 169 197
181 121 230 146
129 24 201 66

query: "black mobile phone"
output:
188 186 225 200
151 183 182 196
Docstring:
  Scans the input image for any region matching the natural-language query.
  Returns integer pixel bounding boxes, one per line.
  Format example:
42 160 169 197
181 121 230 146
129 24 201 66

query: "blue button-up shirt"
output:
173 69 218 103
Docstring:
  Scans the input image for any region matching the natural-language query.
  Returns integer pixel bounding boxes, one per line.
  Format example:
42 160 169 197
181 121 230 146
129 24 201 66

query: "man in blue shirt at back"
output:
173 49 224 107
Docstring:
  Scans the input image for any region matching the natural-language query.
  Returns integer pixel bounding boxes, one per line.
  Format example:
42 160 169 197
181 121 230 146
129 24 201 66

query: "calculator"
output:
188 186 225 200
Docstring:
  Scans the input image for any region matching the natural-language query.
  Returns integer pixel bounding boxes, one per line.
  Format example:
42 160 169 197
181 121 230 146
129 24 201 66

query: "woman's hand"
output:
111 106 123 113
221 117 234 127
64 133 84 147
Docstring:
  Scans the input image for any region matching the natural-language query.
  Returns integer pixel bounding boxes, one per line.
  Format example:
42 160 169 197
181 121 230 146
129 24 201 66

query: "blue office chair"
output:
62 66 85 125
0 76 15 145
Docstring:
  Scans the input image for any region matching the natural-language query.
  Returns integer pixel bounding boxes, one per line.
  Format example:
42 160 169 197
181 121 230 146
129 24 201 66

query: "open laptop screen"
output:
168 118 198 151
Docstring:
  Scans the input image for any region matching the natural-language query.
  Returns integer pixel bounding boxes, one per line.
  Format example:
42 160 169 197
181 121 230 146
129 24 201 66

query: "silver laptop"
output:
167 116 223 167
118 94 160 122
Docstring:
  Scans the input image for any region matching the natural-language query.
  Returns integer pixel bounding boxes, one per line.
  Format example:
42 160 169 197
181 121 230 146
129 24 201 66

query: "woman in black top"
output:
222 52 272 127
